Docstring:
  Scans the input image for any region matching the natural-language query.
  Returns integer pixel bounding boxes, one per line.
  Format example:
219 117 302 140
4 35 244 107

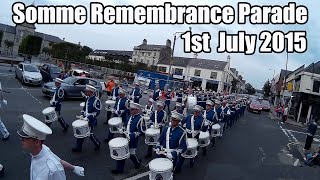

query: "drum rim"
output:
72 120 89 126
108 117 122 125
109 137 129 147
105 100 116 104
42 107 56 114
149 158 173 172
145 128 160 134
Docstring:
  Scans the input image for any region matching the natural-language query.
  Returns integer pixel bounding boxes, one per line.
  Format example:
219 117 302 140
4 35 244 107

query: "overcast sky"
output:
1 0 319 89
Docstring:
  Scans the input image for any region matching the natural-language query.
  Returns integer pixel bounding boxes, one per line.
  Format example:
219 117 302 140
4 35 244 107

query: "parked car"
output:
15 63 42 86
39 64 63 82
42 77 103 98
248 100 262 114
261 100 271 111
67 69 91 78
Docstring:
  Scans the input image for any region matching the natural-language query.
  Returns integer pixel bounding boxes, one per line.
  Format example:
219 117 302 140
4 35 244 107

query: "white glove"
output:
119 128 124 134
150 125 154 128
50 100 54 105
82 117 88 121
73 166 85 176
134 132 140 138
2 100 7 106
166 152 173 160
112 97 116 100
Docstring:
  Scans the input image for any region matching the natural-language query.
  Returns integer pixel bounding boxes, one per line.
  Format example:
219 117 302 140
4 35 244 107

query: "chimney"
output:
166 39 171 47
193 53 198 59
63 37 65 41
78 42 81 46
142 39 147 45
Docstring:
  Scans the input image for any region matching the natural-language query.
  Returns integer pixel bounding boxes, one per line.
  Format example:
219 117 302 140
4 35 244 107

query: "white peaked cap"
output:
171 111 184 121
118 88 126 94
130 102 141 110
17 114 52 140
85 84 96 92
193 105 203 111
175 102 182 107
156 101 165 107
148 98 154 103
54 78 63 83
206 100 214 106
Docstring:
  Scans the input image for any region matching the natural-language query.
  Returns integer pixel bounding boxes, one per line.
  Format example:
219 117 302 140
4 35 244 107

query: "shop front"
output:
206 80 219 92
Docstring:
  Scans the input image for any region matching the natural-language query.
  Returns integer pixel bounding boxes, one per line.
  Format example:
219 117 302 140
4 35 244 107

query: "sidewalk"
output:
270 105 306 128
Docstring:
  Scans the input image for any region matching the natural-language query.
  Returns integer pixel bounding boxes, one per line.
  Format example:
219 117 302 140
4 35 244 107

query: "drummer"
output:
181 105 208 159
0 90 9 141
164 89 172 115
173 102 184 115
221 100 231 132
105 88 129 142
130 82 143 103
72 85 101 152
229 101 237 127
176 88 184 103
47 78 69 132
203 100 218 146
142 98 154 115
214 100 224 137
145 101 167 158
111 102 144 174
111 80 120 100
156 111 187 173
152 84 162 101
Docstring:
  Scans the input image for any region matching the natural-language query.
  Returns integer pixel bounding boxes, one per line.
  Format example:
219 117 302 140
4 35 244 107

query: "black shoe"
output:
173 168 181 173
135 159 142 169
203 150 207 156
72 148 82 152
2 135 9 141
111 169 123 174
94 143 101 151
104 138 111 143
62 125 69 133
103 121 108 124
145 154 152 159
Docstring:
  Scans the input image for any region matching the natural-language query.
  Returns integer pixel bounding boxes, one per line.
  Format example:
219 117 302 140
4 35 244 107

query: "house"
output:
157 55 235 93
285 61 320 123
88 49 133 63
271 69 292 106
132 39 172 66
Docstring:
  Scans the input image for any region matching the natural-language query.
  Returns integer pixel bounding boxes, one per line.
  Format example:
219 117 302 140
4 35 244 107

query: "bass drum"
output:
186 96 197 110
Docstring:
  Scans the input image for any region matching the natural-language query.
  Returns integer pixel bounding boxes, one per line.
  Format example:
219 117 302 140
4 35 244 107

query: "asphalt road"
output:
0 69 320 180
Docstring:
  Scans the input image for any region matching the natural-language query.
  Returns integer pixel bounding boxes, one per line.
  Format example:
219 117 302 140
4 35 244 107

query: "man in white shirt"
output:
282 105 289 123
17 114 84 180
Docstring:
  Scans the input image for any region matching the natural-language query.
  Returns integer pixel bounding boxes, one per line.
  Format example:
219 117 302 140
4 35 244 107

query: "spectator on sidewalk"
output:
281 105 288 123
304 145 320 166
275 104 282 118
105 79 115 96
304 117 318 151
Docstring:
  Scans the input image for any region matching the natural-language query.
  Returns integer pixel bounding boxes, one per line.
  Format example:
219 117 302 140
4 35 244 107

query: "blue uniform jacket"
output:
130 87 142 101
204 109 218 124
176 92 183 103
181 114 207 138
51 86 64 111
113 97 129 121
149 110 166 127
165 93 171 105
111 87 119 98
124 114 144 148
157 126 187 157
307 123 318 136
215 107 223 120
81 95 101 126
221 106 230 122
174 108 184 115
153 89 161 101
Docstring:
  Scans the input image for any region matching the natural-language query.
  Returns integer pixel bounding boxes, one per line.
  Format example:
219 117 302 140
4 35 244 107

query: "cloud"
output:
1 0 319 89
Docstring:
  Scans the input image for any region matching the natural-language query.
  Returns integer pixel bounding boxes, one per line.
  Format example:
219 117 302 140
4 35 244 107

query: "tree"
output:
262 80 271 97
18 35 42 55
4 40 14 55
49 42 92 62
245 83 256 95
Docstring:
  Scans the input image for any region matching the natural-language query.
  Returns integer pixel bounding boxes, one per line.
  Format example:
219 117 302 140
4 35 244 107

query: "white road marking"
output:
21 86 42 104
3 87 42 91
258 147 266 162
0 73 14 76
280 125 293 142
293 159 299 166
123 171 150 180
285 129 320 138
287 130 299 143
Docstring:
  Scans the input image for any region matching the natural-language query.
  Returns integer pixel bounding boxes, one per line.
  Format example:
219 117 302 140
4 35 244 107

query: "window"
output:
158 66 167 72
141 52 144 56
154 52 157 56
135 51 137 55
210 72 217 79
174 68 183 75
313 80 320 93
133 58 136 62
148 52 151 56
194 69 201 77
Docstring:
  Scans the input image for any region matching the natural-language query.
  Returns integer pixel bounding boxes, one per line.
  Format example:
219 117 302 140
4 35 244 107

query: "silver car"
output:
15 63 43 86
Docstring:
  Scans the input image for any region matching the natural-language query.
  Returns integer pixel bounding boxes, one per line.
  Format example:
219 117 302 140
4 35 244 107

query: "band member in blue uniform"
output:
241 98 246 117
111 103 144 174
111 80 120 100
203 100 218 146
176 88 183 103
142 98 154 115
221 100 231 131
145 101 167 158
105 88 129 142
235 99 240 121
72 85 101 152
47 78 69 132
130 82 142 103
156 111 187 173
229 101 237 127
214 100 224 137
173 102 184 114
152 85 161 101
181 105 208 166
164 89 172 114
0 82 9 141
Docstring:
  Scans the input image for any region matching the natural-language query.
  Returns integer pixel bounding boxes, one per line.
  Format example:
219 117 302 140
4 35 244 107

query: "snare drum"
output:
143 116 151 127
108 117 122 133
42 107 58 123
145 128 160 145
105 100 116 112
198 131 210 147
181 138 198 159
108 137 130 160
149 158 173 180
211 124 221 137
72 120 90 138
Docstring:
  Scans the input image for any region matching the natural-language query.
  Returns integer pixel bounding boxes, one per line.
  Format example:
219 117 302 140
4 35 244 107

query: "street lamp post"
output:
282 52 289 103
269 68 275 80
167 27 192 87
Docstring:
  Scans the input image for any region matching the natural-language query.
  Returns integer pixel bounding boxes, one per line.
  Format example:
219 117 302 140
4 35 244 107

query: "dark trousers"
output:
164 103 171 114
146 145 153 157
282 115 287 122
75 126 100 150
46 111 69 129
115 154 140 172
304 135 313 150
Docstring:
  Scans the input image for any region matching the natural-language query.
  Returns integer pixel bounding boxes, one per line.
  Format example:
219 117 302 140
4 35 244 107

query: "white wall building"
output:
87 49 133 63
132 39 171 66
